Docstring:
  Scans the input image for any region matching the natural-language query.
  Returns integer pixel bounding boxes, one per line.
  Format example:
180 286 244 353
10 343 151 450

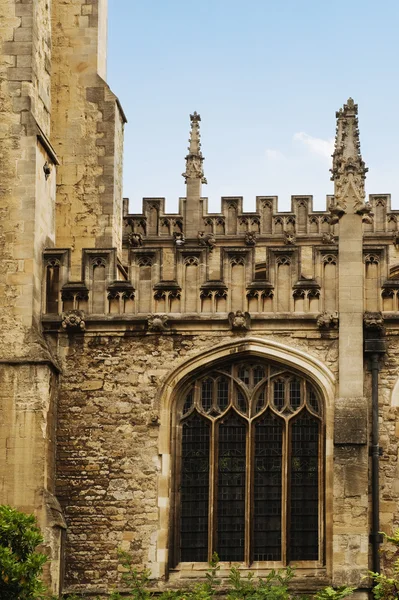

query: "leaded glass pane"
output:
253 411 282 561
253 365 265 384
178 360 322 566
273 380 285 411
290 380 302 410
307 385 320 414
217 412 246 562
217 378 229 411
236 389 248 415
289 412 319 561
180 412 210 562
255 390 265 414
183 390 194 415
201 379 213 412
238 365 250 385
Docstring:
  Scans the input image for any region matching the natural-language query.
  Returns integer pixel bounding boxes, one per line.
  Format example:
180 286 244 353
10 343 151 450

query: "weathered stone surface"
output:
334 397 368 445
3 1 399 596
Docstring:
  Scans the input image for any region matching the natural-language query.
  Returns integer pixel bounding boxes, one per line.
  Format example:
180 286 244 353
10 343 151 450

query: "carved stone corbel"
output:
173 231 186 246
284 231 296 245
322 232 336 244
328 201 346 224
197 231 216 251
147 314 169 332
363 311 385 334
244 231 257 246
228 310 251 330
317 311 339 330
128 232 143 247
61 310 86 331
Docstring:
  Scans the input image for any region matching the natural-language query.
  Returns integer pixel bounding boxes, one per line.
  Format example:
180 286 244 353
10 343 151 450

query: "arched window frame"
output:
170 358 325 569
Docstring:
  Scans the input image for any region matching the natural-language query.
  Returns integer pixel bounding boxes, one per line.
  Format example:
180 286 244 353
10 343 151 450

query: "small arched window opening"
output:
173 359 323 567
46 260 60 313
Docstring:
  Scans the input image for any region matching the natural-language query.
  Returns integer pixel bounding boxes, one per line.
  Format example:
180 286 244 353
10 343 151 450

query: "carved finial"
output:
182 111 207 184
330 98 369 215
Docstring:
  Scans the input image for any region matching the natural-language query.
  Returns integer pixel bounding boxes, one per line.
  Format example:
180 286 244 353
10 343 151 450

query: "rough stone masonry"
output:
2 1 399 598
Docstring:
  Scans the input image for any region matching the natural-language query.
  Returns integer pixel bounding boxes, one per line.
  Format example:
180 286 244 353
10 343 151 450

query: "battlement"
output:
41 104 399 327
42 190 399 330
123 193 397 241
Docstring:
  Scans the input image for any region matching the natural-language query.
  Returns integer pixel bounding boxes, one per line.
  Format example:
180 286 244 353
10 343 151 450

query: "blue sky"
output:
107 0 399 214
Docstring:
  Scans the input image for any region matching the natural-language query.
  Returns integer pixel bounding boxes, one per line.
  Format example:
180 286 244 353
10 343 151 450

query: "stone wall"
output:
0 2 63 593
56 329 338 593
377 335 399 533
0 0 55 358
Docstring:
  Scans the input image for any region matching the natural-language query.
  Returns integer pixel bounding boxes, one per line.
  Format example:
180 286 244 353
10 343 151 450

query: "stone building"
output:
1 1 399 598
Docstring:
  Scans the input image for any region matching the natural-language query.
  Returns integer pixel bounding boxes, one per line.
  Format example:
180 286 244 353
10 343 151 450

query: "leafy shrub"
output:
313 586 356 600
227 565 295 600
369 529 399 600
0 505 48 600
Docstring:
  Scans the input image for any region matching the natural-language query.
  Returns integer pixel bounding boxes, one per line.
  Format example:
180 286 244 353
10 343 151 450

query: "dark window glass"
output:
290 380 302 410
217 411 246 561
253 365 265 384
289 412 319 560
183 390 194 415
177 362 322 566
307 385 320 414
273 380 285 410
180 412 210 562
46 265 60 313
217 378 229 411
201 379 213 412
254 411 282 561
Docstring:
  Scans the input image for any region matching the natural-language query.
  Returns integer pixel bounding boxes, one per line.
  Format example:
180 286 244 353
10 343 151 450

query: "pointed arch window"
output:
174 360 323 566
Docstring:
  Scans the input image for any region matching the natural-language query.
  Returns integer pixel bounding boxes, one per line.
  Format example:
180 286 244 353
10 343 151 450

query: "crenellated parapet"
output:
42 106 399 329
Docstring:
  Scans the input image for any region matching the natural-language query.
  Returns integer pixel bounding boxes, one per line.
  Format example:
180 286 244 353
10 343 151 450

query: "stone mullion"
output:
304 290 310 312
211 291 216 313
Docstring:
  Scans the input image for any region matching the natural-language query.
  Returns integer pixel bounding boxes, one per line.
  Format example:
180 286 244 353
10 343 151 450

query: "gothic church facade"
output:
1 1 399 597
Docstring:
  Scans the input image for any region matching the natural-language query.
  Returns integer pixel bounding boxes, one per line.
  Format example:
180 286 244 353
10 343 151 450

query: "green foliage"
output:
116 549 153 600
313 586 356 600
227 565 295 600
369 529 399 600
104 551 357 600
0 505 48 600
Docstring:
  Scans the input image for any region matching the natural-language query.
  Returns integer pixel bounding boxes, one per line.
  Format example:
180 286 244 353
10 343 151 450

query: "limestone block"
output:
334 397 368 445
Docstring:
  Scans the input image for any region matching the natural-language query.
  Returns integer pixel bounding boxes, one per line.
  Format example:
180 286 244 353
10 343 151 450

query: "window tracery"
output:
174 359 323 566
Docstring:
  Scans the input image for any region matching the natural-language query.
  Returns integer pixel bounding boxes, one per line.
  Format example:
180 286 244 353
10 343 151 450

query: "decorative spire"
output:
182 111 207 185
330 98 369 214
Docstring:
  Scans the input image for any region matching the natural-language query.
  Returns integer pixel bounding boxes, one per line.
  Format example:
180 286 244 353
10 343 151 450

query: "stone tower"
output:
0 0 125 593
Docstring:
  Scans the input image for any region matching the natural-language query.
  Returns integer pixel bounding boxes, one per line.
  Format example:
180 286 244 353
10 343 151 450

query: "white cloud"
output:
293 132 334 159
265 148 285 160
